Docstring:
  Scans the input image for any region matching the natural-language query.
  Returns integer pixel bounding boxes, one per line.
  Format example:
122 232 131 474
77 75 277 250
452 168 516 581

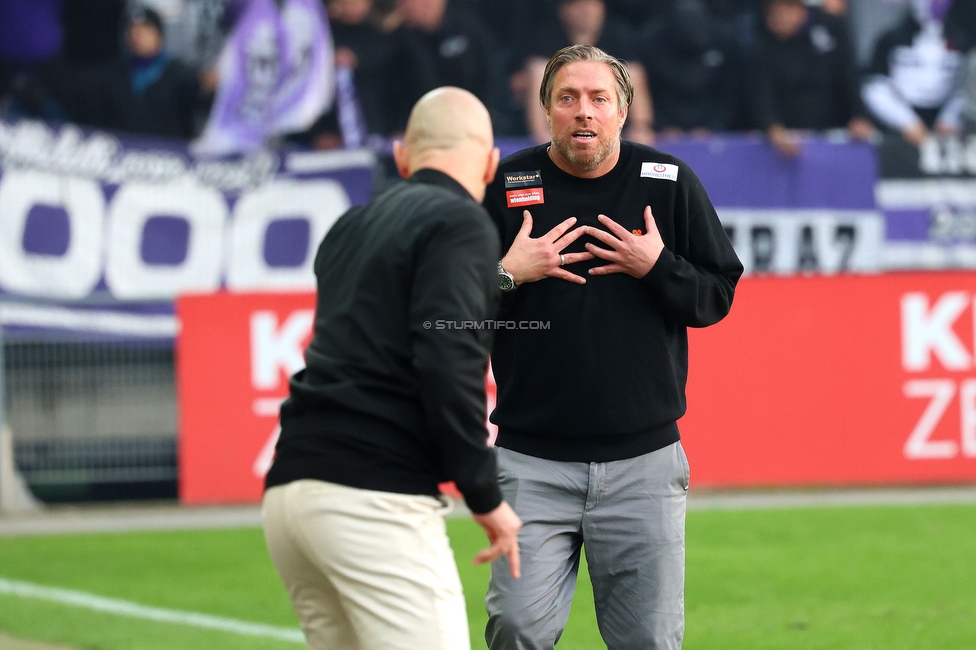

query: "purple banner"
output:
0 118 374 338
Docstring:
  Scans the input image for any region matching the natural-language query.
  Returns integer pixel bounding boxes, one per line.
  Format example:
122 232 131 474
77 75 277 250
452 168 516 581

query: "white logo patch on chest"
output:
640 162 679 181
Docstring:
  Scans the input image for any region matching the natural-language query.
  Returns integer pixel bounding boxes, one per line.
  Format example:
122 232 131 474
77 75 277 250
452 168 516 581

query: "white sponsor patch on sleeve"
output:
640 162 679 181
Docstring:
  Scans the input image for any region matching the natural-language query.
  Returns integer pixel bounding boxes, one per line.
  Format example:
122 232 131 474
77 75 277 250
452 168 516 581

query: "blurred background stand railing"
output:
0 320 42 513
0 304 178 508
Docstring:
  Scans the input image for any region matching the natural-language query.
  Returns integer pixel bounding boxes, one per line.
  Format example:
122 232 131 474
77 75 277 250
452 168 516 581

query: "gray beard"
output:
550 128 622 173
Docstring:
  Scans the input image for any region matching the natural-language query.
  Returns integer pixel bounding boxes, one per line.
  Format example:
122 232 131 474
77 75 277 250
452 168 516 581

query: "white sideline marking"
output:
0 577 304 643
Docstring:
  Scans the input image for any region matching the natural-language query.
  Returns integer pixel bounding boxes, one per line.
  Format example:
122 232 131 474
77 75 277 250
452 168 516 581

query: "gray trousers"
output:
485 443 689 650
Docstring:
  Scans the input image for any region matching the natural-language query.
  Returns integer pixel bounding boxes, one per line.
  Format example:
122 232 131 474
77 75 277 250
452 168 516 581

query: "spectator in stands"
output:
135 0 240 97
635 0 743 135
135 0 230 71
749 0 875 157
389 0 497 135
945 0 976 133
462 0 537 135
327 0 400 138
818 0 847 17
77 7 208 139
689 0 764 54
862 0 967 147
514 0 654 144
0 0 64 118
291 0 404 149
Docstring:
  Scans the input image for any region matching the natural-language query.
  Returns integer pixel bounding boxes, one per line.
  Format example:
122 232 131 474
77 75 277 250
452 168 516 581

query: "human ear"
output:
392 140 410 179
484 147 500 185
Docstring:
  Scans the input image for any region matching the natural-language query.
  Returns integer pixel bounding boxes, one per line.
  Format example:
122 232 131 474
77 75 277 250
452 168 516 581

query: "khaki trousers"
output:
262 479 471 650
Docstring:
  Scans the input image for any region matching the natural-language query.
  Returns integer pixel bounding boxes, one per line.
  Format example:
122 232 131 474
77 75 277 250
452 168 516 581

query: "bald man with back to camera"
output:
262 87 522 650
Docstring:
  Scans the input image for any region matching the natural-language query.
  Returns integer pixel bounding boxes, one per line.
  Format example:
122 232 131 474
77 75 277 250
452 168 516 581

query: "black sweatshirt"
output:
484 142 743 462
265 169 503 514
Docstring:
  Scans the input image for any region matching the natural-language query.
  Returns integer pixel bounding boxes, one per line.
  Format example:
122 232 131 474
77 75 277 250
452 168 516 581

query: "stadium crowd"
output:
1 0 975 157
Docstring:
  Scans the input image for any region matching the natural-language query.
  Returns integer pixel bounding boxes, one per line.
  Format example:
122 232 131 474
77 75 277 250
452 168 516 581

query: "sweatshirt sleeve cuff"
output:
641 248 676 288
458 481 503 515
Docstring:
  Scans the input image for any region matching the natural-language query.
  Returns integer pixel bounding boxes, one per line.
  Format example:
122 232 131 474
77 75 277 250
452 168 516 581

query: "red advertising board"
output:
176 291 496 504
177 273 976 504
682 272 976 487
177 292 315 504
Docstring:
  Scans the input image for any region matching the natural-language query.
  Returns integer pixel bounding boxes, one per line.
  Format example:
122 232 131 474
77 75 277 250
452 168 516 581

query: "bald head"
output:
395 87 499 202
404 87 493 157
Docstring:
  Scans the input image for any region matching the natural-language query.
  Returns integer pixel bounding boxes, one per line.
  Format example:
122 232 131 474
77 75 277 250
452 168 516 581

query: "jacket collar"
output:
409 168 475 202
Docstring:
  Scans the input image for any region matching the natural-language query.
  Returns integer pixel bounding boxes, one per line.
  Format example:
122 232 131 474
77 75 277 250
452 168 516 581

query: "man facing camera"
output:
485 45 742 650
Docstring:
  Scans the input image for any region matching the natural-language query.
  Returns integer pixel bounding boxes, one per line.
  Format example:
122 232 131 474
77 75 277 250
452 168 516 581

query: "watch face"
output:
498 273 515 291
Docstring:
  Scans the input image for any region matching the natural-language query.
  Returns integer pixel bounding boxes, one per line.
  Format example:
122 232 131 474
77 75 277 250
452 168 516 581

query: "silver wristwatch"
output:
498 262 517 292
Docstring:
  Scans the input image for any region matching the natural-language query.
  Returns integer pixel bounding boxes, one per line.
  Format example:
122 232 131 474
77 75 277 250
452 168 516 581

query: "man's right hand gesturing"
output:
500 210 594 285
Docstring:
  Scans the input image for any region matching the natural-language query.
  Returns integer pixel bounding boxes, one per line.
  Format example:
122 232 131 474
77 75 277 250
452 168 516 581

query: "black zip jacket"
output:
265 169 503 514
484 142 743 462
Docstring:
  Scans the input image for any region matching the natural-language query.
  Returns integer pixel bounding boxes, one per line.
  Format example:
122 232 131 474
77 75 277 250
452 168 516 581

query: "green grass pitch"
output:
1 504 975 649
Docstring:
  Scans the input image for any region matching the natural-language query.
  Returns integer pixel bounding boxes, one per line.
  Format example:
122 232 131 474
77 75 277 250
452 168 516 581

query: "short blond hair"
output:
539 44 634 111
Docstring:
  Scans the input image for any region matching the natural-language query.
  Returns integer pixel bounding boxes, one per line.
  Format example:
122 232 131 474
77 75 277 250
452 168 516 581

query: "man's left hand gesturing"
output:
583 206 665 278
